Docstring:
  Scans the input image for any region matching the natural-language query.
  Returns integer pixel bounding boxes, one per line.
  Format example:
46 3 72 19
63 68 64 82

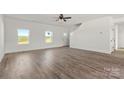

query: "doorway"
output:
111 24 124 59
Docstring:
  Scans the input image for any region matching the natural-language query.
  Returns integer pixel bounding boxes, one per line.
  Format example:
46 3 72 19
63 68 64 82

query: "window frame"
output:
45 31 53 44
17 29 30 45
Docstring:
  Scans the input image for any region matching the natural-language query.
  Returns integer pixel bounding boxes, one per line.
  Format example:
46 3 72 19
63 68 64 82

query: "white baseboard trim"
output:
5 45 68 54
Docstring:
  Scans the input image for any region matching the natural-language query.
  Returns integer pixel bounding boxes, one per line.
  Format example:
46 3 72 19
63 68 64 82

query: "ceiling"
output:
5 14 124 27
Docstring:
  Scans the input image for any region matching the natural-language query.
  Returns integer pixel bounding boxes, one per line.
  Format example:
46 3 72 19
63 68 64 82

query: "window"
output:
17 29 29 44
45 31 53 43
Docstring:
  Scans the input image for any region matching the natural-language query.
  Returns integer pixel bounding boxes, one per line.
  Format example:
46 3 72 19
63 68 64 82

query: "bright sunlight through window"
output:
45 31 53 43
17 29 29 45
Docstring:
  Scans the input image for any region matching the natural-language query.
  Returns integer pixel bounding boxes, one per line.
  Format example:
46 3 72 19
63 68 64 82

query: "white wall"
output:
118 24 124 48
0 15 4 62
70 17 113 54
5 17 69 53
114 24 118 50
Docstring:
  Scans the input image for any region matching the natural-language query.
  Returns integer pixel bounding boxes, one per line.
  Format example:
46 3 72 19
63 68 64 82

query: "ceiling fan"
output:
56 14 72 22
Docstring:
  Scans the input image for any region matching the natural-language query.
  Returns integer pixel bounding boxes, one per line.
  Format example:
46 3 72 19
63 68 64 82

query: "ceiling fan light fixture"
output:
56 14 71 22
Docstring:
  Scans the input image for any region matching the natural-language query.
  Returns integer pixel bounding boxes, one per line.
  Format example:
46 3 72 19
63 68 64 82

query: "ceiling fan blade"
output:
63 19 66 22
63 17 71 19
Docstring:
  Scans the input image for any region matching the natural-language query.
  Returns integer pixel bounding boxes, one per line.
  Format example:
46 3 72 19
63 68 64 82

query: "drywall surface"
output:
5 17 69 53
70 17 113 54
118 24 124 48
0 15 4 62
114 25 118 50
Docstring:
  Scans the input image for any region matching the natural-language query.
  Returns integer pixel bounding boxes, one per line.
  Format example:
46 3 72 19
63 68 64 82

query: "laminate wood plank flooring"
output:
0 47 124 79
112 49 124 59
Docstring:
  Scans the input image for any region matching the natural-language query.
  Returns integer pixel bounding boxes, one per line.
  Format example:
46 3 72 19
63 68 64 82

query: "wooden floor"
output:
0 47 124 79
112 49 124 59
